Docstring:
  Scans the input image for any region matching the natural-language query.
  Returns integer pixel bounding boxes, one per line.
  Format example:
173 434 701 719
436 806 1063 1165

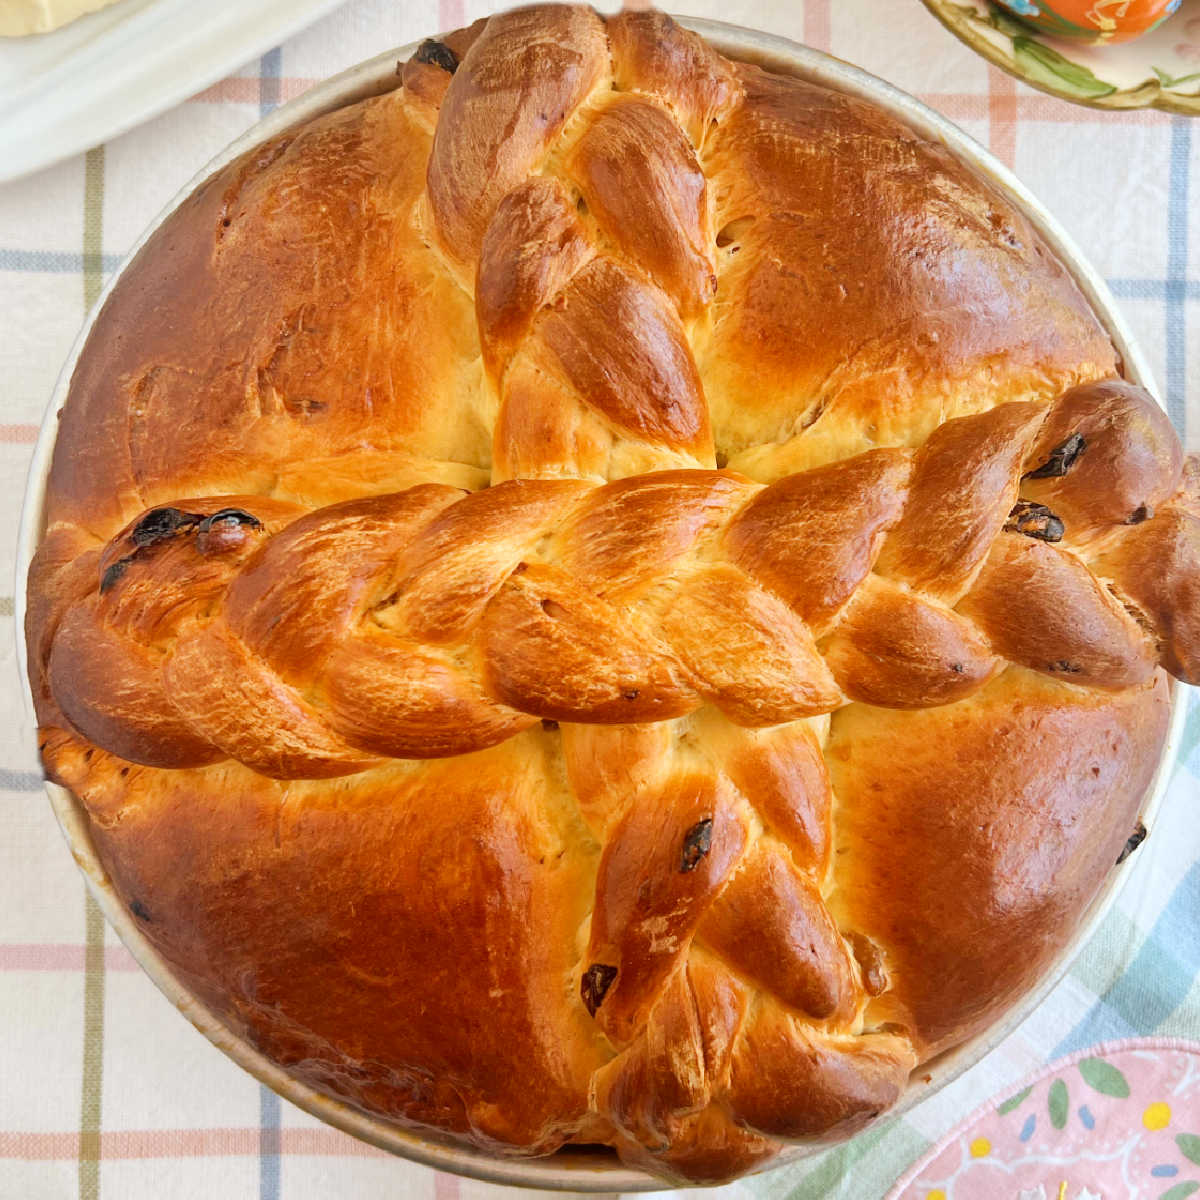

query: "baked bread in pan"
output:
26 6 1199 1183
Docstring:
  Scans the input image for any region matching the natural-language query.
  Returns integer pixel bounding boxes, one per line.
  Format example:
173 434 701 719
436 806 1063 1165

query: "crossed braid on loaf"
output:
41 384 1200 776
26 3 1200 1185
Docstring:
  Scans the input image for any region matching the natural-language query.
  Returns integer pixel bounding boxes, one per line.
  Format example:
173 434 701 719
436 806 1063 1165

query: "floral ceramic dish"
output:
888 1038 1200 1199
922 0 1200 113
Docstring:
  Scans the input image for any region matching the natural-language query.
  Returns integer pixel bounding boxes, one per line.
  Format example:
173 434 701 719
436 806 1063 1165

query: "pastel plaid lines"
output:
0 1 1197 1197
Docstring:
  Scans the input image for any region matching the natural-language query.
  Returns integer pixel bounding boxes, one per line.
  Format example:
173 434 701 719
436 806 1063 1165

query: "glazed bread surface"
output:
26 6 1200 1184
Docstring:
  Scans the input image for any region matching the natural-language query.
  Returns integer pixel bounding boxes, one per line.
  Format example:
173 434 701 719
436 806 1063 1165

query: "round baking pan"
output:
14 18 1187 1192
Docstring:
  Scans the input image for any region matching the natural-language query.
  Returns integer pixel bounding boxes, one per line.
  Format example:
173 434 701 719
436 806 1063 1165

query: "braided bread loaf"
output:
26 6 1198 1183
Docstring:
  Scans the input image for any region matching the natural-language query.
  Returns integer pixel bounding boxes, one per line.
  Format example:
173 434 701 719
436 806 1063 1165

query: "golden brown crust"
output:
727 1014 914 1142
702 66 1117 478
606 9 740 141
47 95 486 534
1092 509 1200 684
426 5 608 268
36 416 1193 774
25 4 1194 1185
699 839 856 1022
69 739 606 1151
1023 379 1184 532
878 401 1047 601
827 670 1170 1052
570 96 716 318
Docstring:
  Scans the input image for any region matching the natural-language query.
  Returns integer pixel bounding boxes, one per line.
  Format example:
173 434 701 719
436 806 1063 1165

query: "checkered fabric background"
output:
1 1 1197 1197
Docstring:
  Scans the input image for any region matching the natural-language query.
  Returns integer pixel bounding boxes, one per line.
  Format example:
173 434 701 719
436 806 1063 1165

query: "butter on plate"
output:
0 0 125 36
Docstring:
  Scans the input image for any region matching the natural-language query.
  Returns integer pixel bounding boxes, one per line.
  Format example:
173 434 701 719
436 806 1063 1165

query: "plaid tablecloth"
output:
1 1 1197 1197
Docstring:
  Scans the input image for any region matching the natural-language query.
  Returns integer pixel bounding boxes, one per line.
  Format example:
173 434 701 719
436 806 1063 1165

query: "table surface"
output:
1 2 1198 1198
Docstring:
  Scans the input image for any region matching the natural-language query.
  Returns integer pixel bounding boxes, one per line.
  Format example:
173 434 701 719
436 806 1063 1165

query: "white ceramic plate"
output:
0 0 350 184
924 0 1200 113
13 19 1187 1191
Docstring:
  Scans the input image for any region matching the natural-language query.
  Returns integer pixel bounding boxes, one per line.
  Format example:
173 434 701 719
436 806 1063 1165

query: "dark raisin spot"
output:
580 963 618 1017
1026 432 1086 479
197 507 262 533
1047 659 1082 674
1126 504 1153 525
413 39 459 73
540 719 559 731
99 558 132 594
1005 500 1064 543
131 506 203 548
1116 820 1147 865
621 688 640 701
129 899 152 922
680 817 713 872
950 662 965 674
120 767 130 777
